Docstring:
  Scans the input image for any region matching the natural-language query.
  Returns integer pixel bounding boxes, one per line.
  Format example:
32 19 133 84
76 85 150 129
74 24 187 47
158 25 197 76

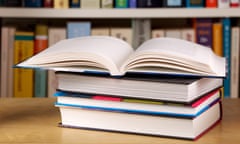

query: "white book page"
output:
17 36 134 75
121 37 225 76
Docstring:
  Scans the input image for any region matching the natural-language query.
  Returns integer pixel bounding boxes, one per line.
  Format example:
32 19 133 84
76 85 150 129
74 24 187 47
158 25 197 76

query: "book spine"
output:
137 0 162 8
67 22 91 39
132 19 151 49
115 0 128 8
230 27 239 98
1 27 9 97
81 0 101 9
165 29 182 39
43 0 53 8
7 27 16 98
222 18 231 98
14 32 34 98
47 27 66 97
128 0 137 8
70 0 80 8
110 27 133 45
151 29 165 38
4 0 22 7
101 0 113 8
91 27 110 36
212 22 223 56
54 0 69 8
23 0 42 7
230 0 239 7
162 0 184 7
193 18 213 48
34 24 48 98
218 0 230 8
186 0 204 7
206 0 217 7
181 28 195 42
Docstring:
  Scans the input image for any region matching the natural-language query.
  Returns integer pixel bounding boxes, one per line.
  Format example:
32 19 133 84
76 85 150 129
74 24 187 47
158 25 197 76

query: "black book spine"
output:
137 0 163 8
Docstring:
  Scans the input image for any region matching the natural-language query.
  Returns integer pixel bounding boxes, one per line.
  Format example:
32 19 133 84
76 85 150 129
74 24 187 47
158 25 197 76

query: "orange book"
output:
206 0 217 8
213 22 223 56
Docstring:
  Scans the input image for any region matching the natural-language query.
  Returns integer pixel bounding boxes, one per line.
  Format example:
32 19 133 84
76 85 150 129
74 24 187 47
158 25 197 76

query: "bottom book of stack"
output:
54 89 222 140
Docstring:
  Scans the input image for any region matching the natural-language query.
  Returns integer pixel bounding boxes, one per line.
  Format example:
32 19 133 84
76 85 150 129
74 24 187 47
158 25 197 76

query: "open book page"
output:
120 37 226 77
17 36 134 75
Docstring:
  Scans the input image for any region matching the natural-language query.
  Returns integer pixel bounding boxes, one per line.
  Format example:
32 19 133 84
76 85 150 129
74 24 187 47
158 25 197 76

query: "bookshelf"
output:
1 8 240 18
0 8 239 98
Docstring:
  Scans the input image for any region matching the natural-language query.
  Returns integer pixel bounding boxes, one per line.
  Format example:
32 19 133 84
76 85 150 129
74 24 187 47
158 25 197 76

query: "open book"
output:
17 36 226 77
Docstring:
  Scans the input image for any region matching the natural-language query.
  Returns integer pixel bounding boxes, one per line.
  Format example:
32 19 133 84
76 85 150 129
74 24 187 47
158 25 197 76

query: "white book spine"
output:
230 27 240 98
218 0 230 8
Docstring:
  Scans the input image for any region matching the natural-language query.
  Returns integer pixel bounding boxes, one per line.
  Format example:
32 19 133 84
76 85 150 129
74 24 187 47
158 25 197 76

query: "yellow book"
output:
14 32 34 97
54 0 69 8
213 23 223 56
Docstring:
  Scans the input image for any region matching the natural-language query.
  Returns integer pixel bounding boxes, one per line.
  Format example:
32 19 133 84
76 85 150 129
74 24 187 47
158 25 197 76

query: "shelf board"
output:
0 8 240 18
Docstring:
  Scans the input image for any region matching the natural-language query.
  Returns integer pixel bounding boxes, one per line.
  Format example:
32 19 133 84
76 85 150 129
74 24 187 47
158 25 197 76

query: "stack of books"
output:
16 36 226 140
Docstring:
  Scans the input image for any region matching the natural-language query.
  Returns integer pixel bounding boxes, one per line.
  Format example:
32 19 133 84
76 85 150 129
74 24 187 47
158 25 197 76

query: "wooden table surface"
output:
0 98 239 144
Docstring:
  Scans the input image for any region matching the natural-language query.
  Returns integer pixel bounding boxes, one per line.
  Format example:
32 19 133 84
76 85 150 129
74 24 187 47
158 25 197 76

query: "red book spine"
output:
206 0 217 8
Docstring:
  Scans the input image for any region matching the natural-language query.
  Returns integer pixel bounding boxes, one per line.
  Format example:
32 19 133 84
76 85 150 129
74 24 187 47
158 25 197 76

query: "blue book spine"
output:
128 0 136 8
34 69 47 97
24 0 42 7
222 18 231 98
67 22 91 39
70 0 80 8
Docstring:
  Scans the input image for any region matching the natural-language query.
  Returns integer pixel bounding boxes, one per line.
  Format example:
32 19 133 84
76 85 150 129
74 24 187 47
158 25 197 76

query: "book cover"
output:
56 101 222 140
81 0 101 9
206 0 217 7
185 0 204 7
67 22 91 39
48 27 66 97
230 27 240 98
70 0 80 8
14 31 34 98
115 0 128 8
110 27 132 45
193 18 213 48
212 22 223 56
101 0 113 8
218 0 230 8
43 0 53 7
34 24 48 97
23 0 42 7
162 0 184 7
55 72 223 103
54 0 69 8
137 0 162 7
222 18 231 98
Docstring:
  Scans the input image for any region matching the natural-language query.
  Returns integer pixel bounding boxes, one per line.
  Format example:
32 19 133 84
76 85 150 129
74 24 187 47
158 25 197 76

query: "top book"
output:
17 36 226 77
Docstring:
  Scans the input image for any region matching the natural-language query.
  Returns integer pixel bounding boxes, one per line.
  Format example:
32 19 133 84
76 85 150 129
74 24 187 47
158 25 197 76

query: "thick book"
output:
55 72 223 103
56 101 222 140
16 36 226 78
55 89 221 117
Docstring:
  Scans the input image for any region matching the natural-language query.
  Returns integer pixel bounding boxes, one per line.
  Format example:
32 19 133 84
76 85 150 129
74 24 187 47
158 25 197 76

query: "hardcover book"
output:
55 72 223 103
16 36 226 78
56 100 222 140
67 22 91 39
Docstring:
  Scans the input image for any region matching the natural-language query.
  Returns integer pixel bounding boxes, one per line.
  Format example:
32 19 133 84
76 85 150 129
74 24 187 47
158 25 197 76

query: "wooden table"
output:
0 98 239 144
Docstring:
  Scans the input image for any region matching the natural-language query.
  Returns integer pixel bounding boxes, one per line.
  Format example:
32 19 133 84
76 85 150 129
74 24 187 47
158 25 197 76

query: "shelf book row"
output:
16 35 225 140
1 17 238 98
0 0 239 9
